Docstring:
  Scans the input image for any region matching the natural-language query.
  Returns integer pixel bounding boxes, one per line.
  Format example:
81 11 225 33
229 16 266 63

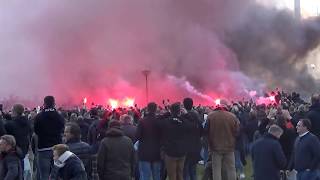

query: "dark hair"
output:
183 98 193 111
147 102 157 114
44 96 55 108
311 94 320 105
170 102 181 116
65 123 81 140
300 119 312 131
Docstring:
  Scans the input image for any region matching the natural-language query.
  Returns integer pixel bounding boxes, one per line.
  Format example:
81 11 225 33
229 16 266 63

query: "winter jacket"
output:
5 116 32 156
207 110 240 152
50 152 87 180
252 133 287 180
182 110 203 163
136 113 162 161
278 126 297 168
293 132 320 171
161 115 191 158
66 138 93 179
34 108 65 149
97 128 135 180
0 148 24 180
121 123 137 143
306 103 320 139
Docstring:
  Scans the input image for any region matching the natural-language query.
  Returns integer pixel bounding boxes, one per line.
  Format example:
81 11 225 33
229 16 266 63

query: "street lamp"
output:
142 70 151 105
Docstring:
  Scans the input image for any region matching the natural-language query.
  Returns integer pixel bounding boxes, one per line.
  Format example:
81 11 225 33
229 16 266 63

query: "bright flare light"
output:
215 99 221 106
269 96 276 102
123 97 135 107
83 97 87 104
109 99 119 109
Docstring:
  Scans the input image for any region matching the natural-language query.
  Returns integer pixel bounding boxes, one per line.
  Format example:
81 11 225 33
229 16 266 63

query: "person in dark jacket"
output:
34 96 65 180
97 120 135 180
294 119 320 180
306 94 320 139
252 125 287 180
276 115 297 169
5 104 32 158
162 103 190 180
136 102 162 180
50 144 87 180
182 98 202 180
64 123 92 180
120 114 137 143
0 135 23 180
0 111 6 137
76 116 90 143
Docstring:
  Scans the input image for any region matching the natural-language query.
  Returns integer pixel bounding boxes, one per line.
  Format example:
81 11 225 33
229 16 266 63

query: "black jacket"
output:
5 116 32 156
34 108 65 149
121 123 137 143
182 110 203 163
97 128 135 180
252 133 287 180
50 154 87 180
162 115 191 158
293 132 320 171
66 138 93 180
136 113 162 161
278 126 297 168
306 103 320 139
0 148 24 180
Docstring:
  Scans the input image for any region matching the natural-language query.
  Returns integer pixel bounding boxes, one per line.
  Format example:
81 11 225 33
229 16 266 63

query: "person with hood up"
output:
50 144 87 180
97 120 135 180
0 135 24 180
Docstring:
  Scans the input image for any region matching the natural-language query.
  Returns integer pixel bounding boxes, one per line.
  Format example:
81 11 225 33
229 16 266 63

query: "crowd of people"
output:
0 91 319 180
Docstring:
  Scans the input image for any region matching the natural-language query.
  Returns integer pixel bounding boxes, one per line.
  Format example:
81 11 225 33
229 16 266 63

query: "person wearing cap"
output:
207 100 240 180
251 125 287 180
0 135 24 180
97 120 135 180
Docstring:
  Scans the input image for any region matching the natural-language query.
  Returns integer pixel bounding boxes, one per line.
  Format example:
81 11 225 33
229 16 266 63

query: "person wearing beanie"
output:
97 120 135 180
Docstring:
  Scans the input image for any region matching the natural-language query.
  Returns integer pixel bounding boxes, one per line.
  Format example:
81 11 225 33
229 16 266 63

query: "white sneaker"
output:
240 173 245 179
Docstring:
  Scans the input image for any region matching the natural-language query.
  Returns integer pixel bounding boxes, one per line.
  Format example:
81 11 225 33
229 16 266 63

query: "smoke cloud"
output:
0 0 319 107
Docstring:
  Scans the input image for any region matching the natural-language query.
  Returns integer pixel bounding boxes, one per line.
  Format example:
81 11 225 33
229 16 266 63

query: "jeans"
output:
211 151 236 180
139 161 161 180
37 150 53 180
297 170 320 180
235 151 244 174
183 157 197 180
